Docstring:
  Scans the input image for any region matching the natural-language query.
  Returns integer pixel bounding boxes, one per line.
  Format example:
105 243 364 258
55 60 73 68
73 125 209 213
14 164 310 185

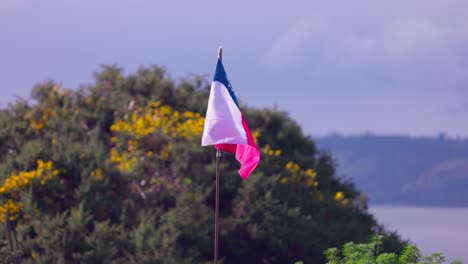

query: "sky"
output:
2 0 468 137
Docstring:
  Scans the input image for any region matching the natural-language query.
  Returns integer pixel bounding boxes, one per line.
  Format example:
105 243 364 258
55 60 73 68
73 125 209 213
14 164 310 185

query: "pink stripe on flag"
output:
215 116 260 179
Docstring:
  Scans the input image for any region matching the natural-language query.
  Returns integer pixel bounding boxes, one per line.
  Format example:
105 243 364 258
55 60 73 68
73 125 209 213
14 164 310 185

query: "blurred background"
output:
2 0 468 262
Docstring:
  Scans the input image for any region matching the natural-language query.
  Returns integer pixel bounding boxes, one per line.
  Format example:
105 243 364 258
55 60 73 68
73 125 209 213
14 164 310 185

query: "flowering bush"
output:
0 65 405 263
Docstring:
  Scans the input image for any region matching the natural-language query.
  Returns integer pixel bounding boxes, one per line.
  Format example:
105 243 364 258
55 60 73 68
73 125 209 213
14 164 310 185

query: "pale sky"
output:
2 0 468 137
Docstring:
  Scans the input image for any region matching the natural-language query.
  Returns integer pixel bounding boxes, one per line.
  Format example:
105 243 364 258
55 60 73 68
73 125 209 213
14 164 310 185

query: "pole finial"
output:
218 46 223 61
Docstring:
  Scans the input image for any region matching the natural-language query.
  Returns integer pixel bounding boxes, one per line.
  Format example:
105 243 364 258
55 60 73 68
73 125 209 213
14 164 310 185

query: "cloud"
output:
2 0 468 136
263 18 325 70
260 0 468 136
263 1 468 88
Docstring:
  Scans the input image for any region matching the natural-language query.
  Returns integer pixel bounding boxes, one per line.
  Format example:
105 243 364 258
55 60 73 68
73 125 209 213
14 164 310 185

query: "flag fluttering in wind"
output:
201 58 260 179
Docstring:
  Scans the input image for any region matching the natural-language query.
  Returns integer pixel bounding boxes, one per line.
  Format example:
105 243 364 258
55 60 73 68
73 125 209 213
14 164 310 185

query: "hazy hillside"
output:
315 133 468 207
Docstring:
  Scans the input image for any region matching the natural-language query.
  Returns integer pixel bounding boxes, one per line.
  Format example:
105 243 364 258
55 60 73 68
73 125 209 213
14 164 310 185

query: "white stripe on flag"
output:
201 81 247 146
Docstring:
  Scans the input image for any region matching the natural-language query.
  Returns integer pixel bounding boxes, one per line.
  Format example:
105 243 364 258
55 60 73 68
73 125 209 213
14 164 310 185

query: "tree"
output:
0 65 405 263
324 235 462 264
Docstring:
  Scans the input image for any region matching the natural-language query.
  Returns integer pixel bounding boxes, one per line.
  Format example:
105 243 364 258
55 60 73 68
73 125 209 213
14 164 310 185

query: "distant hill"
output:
315 133 468 207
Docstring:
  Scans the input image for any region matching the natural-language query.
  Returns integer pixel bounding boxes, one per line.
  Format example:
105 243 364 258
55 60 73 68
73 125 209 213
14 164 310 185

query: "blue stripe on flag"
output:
213 59 240 108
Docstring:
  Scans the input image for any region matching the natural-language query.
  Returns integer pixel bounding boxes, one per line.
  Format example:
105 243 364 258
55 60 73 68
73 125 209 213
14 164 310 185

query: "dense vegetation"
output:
316 134 468 206
0 65 404 263
323 235 462 264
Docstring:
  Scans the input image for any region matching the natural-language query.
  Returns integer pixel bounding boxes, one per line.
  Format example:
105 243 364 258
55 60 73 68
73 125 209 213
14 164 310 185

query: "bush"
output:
0 65 406 263
324 235 462 264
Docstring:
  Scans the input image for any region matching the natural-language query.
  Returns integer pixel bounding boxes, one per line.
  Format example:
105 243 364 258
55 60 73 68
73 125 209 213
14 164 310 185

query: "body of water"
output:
369 206 468 263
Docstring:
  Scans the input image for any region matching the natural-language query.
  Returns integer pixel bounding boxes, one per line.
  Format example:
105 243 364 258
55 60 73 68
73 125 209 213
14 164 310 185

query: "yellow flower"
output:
304 169 317 178
334 191 344 201
91 168 104 181
0 200 23 223
252 129 261 144
110 101 204 141
160 143 173 159
108 100 207 173
0 160 58 194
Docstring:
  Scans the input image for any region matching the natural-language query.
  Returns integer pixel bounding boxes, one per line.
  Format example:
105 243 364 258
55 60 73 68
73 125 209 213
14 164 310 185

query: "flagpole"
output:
213 46 222 264
214 148 221 264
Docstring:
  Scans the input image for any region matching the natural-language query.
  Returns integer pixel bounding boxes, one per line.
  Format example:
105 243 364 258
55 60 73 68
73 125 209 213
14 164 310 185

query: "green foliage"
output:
0 65 407 263
324 235 462 264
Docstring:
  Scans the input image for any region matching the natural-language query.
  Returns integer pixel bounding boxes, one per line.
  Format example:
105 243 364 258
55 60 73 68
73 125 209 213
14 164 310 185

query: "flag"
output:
201 58 260 179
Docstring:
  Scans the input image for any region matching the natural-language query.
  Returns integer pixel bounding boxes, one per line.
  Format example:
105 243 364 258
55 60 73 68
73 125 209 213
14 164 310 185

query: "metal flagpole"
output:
213 46 223 264
214 148 221 264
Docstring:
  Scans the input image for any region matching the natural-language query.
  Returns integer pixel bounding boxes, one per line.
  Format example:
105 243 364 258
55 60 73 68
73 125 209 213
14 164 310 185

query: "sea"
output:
369 206 468 263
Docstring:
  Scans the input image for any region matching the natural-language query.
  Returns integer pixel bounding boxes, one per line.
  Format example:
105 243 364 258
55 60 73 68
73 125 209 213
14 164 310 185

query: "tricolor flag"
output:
201 58 260 179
